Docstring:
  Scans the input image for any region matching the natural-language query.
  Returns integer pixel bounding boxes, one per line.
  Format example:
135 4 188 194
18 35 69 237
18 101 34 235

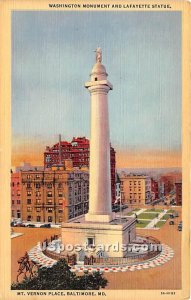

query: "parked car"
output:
27 224 36 228
169 214 175 219
169 220 174 225
112 207 120 212
178 222 182 231
40 223 51 228
15 223 26 227
122 204 128 210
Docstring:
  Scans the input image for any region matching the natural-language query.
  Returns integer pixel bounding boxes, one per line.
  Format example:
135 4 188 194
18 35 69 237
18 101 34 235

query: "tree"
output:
11 259 108 290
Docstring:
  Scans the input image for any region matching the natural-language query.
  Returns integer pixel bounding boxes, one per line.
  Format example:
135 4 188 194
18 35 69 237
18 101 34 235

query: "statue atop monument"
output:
95 47 102 63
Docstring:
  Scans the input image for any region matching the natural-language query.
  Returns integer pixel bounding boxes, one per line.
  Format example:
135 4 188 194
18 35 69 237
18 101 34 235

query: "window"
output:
58 192 63 197
27 191 31 196
36 175 40 179
35 183 41 188
36 191 41 197
27 199 31 204
17 200 20 204
58 209 63 213
27 175 31 179
17 191 20 196
59 217 62 222
47 200 52 204
27 206 32 212
12 210 14 217
12 200 14 205
47 192 52 197
48 216 52 222
47 183 52 188
48 208 53 213
87 237 94 247
27 183 31 188
36 208 41 212
37 216 41 222
27 215 32 221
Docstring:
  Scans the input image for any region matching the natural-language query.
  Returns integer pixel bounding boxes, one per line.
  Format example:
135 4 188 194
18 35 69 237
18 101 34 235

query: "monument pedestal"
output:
61 217 136 258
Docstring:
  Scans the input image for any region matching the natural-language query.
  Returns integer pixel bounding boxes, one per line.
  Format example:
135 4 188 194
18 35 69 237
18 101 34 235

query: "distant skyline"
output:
12 11 181 168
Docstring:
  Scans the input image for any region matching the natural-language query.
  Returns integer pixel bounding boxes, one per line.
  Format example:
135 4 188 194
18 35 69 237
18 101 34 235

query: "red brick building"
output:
44 136 116 202
11 172 21 219
160 175 175 196
151 178 159 200
175 181 182 206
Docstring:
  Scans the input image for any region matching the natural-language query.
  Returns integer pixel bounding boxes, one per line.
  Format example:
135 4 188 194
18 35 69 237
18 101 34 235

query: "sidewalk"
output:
145 210 167 229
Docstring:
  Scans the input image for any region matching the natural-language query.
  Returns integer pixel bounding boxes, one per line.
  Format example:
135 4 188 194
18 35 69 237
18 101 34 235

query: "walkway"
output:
28 242 174 273
145 210 167 229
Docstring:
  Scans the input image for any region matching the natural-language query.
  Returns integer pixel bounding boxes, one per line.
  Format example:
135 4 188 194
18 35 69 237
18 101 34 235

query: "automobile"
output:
169 214 175 218
11 221 15 227
112 207 120 212
15 223 26 227
169 220 174 225
122 204 128 210
40 223 51 228
178 222 182 231
27 224 36 228
174 212 179 217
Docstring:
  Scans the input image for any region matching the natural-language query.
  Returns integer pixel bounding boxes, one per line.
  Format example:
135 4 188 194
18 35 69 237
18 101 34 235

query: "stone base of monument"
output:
61 216 136 258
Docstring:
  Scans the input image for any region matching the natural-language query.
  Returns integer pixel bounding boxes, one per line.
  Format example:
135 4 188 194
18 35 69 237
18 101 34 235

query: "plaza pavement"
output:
11 206 182 289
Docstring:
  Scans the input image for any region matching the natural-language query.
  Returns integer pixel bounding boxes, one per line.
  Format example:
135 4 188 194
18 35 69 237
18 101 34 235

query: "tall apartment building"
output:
20 164 89 224
175 181 182 206
151 178 159 200
44 136 116 202
120 173 151 206
11 172 21 219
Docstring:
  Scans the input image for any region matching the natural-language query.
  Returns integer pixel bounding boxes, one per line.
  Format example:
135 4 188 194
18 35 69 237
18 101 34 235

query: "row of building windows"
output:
12 200 21 204
26 215 63 223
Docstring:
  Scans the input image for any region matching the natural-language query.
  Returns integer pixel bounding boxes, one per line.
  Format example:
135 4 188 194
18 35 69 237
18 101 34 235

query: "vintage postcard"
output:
0 0 190 299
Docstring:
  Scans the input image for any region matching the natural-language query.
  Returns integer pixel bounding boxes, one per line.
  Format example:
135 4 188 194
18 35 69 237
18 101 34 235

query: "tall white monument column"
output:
61 49 136 258
85 48 113 223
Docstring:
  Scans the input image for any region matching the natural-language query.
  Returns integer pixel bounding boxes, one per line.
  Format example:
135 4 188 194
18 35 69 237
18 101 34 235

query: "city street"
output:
11 206 182 290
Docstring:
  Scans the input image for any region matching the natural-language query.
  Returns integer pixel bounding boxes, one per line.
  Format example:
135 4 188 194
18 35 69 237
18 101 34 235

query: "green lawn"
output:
126 212 134 216
161 214 170 220
167 209 175 214
155 220 166 228
138 212 159 220
136 220 150 228
145 209 163 213
126 209 141 216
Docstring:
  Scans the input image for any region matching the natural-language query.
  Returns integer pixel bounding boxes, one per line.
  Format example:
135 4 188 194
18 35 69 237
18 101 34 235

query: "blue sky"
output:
12 11 181 154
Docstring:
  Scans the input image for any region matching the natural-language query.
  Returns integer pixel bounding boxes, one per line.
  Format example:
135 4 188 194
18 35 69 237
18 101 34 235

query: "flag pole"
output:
120 191 122 223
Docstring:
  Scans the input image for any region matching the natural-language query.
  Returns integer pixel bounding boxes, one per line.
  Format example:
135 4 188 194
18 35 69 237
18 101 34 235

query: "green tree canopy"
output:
11 259 108 290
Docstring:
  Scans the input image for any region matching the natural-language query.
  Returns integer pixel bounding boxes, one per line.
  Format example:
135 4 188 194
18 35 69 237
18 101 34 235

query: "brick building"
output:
151 178 159 200
20 164 89 224
175 181 182 206
44 136 116 202
120 173 151 206
11 172 21 219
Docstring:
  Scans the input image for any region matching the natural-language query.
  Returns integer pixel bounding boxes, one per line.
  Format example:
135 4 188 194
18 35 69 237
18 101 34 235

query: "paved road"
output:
11 206 182 290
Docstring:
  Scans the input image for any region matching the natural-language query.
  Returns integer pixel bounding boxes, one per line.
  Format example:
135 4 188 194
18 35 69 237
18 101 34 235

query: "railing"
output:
85 251 160 266
43 249 76 265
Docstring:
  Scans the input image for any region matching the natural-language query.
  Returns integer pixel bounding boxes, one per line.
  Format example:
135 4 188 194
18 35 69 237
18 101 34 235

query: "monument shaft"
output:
85 48 113 222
